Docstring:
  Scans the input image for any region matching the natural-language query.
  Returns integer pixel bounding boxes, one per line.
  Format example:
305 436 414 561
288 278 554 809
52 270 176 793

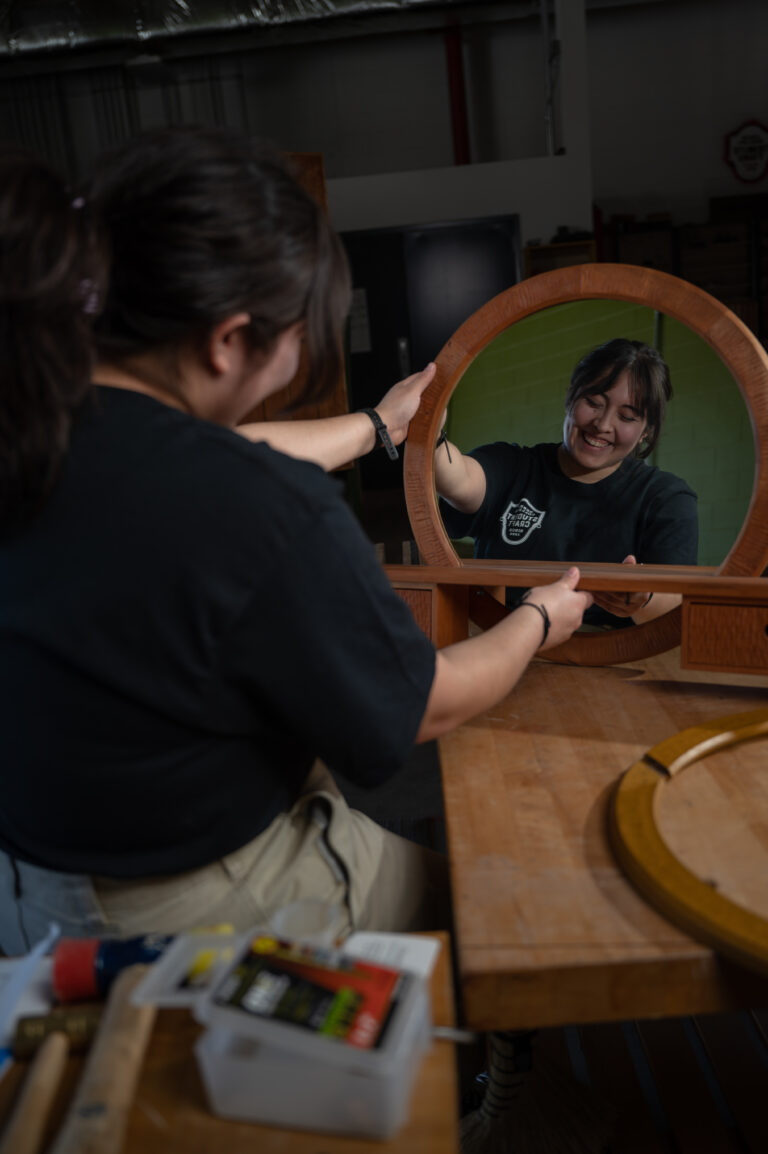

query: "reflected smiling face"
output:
560 371 648 483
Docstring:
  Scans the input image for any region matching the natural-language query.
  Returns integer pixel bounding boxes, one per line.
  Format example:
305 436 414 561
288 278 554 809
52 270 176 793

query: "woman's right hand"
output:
374 363 436 446
416 566 592 742
519 567 592 650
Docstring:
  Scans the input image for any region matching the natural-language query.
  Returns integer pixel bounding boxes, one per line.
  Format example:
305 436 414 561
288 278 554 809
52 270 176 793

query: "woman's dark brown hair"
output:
85 127 351 408
0 146 104 528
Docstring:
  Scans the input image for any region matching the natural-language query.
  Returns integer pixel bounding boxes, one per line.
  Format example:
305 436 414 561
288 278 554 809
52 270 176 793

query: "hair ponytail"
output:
0 146 105 529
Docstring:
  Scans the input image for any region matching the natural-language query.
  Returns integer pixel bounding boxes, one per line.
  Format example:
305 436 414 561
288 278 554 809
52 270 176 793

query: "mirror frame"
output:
404 263 768 664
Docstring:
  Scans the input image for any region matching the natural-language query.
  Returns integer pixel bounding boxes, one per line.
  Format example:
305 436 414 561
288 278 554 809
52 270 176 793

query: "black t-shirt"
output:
0 388 436 877
440 441 698 623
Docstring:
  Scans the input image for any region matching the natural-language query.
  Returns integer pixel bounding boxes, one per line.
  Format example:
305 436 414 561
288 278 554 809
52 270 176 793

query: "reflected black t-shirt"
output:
440 441 698 623
0 388 435 877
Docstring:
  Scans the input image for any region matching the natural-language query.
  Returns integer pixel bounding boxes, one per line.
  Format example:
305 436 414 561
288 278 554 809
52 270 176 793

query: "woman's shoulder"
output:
82 385 344 525
194 419 345 519
621 455 697 499
470 439 552 465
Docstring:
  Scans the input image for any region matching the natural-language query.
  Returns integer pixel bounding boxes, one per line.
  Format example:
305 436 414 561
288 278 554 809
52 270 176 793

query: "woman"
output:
434 339 698 626
0 129 589 954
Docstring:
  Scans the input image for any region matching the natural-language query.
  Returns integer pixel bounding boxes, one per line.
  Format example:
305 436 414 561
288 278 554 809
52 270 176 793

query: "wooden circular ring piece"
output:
404 263 768 664
608 707 768 977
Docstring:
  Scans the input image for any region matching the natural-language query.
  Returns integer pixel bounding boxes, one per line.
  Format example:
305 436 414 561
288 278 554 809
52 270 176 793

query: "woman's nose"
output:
590 410 612 432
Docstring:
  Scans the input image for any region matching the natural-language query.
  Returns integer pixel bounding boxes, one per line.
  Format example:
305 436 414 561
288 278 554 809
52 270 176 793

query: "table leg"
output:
460 1029 613 1154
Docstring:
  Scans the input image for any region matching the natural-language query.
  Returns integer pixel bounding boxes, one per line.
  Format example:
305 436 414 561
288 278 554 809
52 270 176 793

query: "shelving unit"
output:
603 201 768 346
678 220 759 335
523 239 596 277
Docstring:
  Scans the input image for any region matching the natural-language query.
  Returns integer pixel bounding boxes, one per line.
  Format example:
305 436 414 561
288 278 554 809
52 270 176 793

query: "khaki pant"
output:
0 763 451 954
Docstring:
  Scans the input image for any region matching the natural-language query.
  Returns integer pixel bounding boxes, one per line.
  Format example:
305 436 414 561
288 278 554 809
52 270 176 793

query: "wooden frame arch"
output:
609 708 768 977
403 263 768 664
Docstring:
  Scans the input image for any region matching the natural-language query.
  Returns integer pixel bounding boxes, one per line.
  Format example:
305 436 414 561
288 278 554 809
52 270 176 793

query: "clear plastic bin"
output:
195 969 430 1138
132 926 436 1139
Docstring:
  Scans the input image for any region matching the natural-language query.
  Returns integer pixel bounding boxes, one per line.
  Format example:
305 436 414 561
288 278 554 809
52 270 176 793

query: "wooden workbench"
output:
438 648 768 1031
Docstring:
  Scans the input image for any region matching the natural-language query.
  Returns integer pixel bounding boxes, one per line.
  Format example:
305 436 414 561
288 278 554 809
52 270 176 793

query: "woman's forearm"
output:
415 609 543 741
238 412 376 470
434 438 487 514
416 567 592 742
237 363 437 471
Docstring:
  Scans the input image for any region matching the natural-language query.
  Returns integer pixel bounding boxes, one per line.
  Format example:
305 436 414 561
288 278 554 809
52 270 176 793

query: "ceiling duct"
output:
0 0 517 58
0 1 674 61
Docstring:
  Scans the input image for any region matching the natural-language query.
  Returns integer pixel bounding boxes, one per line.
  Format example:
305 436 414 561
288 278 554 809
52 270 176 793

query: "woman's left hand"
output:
591 554 652 619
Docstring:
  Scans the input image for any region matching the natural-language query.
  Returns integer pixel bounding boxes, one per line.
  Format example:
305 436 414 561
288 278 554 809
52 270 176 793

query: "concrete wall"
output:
327 0 593 242
588 0 768 225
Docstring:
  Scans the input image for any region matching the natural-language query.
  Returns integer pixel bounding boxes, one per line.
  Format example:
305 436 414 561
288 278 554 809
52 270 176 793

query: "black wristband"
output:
359 408 398 460
435 428 453 463
517 600 551 644
626 591 654 610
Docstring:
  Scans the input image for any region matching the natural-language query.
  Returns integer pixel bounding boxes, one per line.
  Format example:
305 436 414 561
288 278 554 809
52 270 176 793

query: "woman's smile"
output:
581 430 612 450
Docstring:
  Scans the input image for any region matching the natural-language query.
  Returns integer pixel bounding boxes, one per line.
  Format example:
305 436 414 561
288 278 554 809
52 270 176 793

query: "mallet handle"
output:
48 965 156 1154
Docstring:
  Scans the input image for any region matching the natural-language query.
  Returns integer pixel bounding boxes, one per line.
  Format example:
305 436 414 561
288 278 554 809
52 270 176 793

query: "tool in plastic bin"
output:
0 1031 69 1154
52 934 174 1003
47 964 157 1154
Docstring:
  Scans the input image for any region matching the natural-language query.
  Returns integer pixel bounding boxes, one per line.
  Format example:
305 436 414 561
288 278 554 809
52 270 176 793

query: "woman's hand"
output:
591 554 651 619
592 554 680 623
374 363 436 446
416 567 591 742
518 567 593 650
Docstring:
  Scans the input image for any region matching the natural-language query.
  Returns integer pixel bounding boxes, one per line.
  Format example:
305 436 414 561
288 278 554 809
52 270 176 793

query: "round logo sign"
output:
724 120 768 183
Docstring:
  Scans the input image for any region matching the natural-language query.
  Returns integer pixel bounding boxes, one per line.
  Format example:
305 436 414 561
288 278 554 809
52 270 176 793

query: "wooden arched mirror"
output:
404 264 768 664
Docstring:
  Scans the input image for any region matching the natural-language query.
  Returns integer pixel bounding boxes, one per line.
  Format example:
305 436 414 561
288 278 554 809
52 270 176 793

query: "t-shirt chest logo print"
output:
500 498 546 545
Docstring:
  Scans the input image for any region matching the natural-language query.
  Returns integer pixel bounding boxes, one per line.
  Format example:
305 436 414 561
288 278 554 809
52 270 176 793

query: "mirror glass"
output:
441 299 753 571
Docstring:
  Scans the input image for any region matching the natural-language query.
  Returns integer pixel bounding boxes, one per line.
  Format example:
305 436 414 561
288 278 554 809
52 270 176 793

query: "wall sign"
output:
724 120 768 183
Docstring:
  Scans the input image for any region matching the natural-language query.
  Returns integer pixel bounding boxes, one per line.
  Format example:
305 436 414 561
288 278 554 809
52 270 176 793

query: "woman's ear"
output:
207 312 252 376
639 427 655 454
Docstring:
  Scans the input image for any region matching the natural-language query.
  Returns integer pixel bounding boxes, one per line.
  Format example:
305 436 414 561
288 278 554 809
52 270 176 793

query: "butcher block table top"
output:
438 647 768 1031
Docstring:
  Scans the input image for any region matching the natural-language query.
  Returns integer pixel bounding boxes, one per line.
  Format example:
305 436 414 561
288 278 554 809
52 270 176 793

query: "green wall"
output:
445 299 753 566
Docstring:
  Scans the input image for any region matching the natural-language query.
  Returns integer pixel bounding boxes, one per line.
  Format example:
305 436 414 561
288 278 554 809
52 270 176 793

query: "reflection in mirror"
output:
436 299 753 628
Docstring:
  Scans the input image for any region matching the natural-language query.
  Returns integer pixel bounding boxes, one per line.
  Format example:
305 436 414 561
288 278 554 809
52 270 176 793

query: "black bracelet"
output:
359 408 399 460
625 591 654 610
626 591 654 609
435 428 453 463
517 600 551 644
